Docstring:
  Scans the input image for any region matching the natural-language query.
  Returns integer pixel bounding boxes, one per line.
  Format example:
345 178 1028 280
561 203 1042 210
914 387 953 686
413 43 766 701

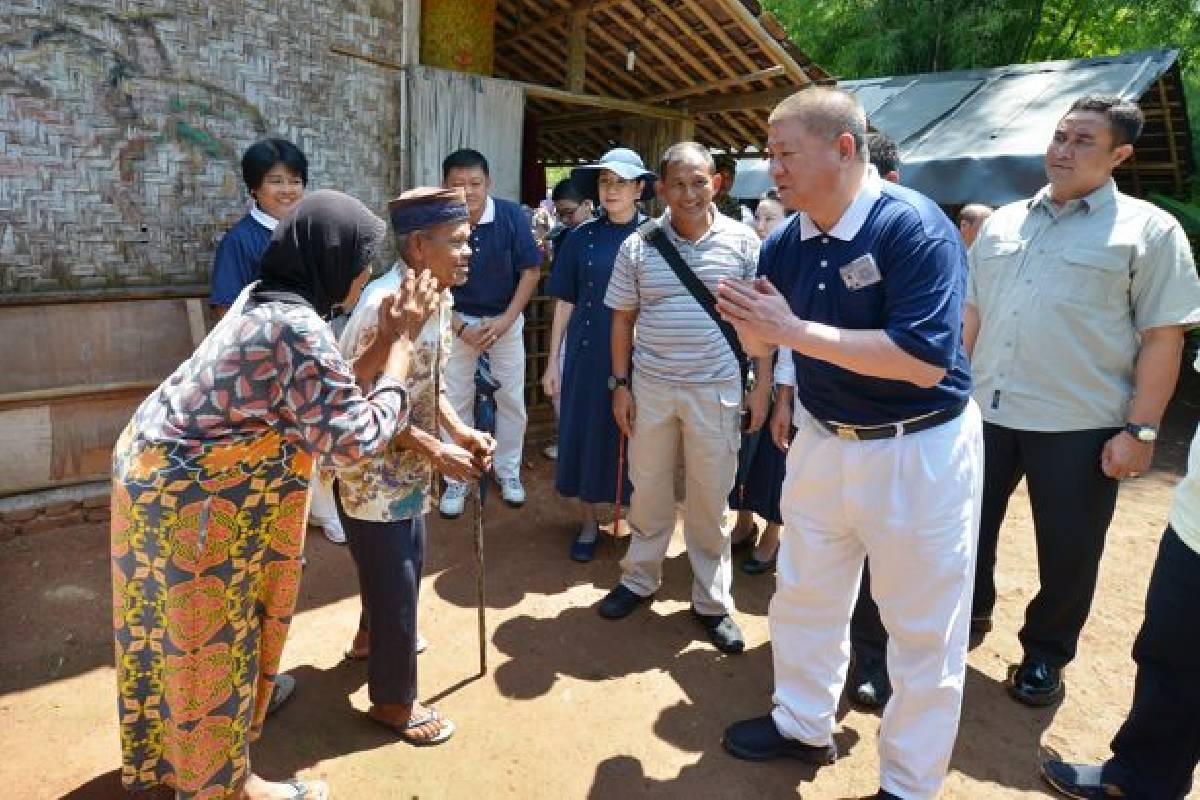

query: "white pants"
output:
443 313 527 482
770 401 983 800
620 372 741 615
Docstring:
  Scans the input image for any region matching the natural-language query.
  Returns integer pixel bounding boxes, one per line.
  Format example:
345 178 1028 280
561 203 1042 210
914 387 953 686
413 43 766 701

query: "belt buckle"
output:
834 425 859 441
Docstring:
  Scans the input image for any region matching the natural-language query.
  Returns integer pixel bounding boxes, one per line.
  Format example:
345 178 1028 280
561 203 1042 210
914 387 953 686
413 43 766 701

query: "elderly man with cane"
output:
336 187 495 745
718 87 982 800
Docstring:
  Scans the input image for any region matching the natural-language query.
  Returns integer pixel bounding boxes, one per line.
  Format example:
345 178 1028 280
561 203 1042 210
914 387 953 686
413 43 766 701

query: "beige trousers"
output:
619 372 742 615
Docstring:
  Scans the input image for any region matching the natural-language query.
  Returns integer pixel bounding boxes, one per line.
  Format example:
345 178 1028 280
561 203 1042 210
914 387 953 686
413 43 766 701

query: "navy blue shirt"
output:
210 211 272 307
761 180 972 425
452 197 542 317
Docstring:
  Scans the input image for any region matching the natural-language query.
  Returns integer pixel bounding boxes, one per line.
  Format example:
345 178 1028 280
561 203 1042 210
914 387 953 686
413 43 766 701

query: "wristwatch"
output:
1125 422 1158 443
607 375 629 391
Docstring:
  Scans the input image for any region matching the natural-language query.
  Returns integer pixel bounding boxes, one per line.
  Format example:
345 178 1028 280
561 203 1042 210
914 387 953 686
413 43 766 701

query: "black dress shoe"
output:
722 715 837 764
1040 760 1124 799
847 653 892 709
692 611 745 654
598 585 648 619
740 550 778 575
1007 658 1065 707
875 791 904 799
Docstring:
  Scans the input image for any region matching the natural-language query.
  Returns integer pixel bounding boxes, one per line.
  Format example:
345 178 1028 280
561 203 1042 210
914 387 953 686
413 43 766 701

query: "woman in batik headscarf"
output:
111 190 439 800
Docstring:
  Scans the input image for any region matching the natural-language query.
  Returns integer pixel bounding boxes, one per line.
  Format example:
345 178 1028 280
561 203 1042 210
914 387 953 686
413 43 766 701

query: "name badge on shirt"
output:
839 254 881 290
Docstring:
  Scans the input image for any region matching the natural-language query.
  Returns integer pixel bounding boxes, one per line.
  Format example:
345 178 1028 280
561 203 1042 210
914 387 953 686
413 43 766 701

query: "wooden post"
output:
1156 77 1183 197
566 4 588 92
420 0 497 75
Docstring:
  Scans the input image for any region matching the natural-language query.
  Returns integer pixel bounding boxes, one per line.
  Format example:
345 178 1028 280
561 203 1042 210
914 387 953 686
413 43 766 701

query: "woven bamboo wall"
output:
0 0 407 297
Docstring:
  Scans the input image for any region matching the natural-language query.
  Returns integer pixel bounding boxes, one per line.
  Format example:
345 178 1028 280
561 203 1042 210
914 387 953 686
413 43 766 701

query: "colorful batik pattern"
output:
112 297 407 798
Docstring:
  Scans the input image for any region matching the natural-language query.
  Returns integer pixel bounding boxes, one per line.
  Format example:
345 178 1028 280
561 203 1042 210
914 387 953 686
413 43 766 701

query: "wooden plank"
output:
185 298 209 347
0 300 198 395
565 4 588 92
687 85 796 113
0 381 160 410
677 0 761 77
642 66 785 102
0 407 53 496
524 84 690 120
719 0 812 87
496 0 630 51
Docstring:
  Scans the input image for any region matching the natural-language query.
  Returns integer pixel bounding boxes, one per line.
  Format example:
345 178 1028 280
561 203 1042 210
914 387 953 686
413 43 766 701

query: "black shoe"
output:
1007 658 1065 707
598 585 648 619
970 615 993 635
692 611 745 654
1040 760 1123 799
740 551 778 575
847 653 892 709
875 791 904 800
722 715 837 764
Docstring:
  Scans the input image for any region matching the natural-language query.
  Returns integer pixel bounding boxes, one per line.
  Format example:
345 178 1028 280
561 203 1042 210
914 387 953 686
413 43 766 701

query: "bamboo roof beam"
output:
687 85 796 113
497 0 631 52
523 83 692 120
676 0 761 78
720 1 812 87
640 65 784 102
565 3 588 92
592 5 760 145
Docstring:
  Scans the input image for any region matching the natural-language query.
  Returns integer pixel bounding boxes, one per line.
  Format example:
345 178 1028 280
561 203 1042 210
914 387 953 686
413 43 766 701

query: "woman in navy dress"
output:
546 148 654 562
730 189 792 574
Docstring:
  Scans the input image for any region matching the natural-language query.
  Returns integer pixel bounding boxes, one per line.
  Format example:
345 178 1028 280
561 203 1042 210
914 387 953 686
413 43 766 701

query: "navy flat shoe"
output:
570 535 598 563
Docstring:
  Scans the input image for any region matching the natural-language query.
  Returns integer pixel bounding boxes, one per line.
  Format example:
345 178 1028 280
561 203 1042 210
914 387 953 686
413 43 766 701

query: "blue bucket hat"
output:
571 147 656 204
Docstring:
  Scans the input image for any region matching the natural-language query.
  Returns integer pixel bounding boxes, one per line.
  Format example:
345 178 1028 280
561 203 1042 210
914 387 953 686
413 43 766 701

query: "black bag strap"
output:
638 219 754 393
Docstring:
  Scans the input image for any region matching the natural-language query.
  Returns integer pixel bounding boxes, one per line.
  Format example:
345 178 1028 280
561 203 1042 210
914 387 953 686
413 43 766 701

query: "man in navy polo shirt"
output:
440 149 543 515
717 88 982 800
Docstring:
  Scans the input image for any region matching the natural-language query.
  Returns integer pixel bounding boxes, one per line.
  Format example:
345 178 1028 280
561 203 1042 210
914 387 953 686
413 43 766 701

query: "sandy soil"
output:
2 397 1197 800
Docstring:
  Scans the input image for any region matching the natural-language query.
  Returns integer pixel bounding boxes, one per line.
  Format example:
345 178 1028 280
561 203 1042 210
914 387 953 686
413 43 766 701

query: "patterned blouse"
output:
336 265 454 522
128 292 409 467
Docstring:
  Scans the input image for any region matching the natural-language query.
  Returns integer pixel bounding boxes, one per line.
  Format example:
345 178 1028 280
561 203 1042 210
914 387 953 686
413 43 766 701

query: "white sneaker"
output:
416 633 428 654
542 443 558 460
497 476 526 507
439 482 469 518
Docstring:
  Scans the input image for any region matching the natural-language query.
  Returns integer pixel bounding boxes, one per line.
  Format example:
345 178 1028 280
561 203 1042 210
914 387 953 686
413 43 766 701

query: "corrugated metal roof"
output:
841 49 1184 205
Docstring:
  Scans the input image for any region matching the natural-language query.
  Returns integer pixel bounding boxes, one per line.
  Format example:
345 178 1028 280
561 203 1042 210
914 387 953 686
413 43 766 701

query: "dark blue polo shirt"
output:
761 180 971 425
210 212 272 307
452 196 542 317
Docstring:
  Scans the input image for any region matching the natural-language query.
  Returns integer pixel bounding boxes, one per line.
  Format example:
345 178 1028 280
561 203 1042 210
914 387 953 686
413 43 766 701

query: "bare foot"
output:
241 773 329 800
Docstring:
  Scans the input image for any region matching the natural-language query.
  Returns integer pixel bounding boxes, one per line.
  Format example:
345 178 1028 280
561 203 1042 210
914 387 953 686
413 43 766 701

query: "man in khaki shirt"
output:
965 94 1200 708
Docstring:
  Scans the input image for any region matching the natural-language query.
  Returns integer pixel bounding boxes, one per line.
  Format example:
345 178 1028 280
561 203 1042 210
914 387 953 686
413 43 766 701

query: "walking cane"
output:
613 433 626 538
472 353 501 676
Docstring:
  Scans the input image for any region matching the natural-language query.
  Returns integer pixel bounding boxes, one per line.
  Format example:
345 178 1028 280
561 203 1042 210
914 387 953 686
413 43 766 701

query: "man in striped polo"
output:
598 142 770 654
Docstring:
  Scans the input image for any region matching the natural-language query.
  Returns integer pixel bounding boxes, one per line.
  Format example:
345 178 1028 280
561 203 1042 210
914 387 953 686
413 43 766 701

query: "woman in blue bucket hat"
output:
546 148 654 561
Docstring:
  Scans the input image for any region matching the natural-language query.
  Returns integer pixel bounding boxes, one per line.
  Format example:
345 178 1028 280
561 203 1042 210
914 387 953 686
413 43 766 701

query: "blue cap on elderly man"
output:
388 187 470 235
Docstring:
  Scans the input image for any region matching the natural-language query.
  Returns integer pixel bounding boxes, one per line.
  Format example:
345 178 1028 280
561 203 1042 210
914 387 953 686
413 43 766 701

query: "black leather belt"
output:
817 400 968 441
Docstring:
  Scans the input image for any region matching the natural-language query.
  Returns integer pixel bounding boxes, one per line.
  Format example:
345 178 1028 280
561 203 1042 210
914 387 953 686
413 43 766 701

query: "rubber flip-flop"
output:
284 778 329 800
266 673 296 715
368 708 456 746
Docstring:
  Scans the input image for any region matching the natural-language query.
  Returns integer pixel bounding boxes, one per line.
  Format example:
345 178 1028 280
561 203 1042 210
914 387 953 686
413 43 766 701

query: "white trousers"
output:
770 401 983 800
620 372 741 615
443 313 527 482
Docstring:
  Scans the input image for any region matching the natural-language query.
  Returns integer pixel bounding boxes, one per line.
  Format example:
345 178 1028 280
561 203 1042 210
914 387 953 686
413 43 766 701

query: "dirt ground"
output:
2 397 1197 800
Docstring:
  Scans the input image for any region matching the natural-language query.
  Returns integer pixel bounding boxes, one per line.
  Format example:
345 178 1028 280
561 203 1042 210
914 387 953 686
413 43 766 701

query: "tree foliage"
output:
765 0 1200 164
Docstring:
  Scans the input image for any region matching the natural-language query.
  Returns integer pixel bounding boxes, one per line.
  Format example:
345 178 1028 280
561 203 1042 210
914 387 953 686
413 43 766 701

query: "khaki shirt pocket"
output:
1046 247 1129 306
971 239 1023 301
